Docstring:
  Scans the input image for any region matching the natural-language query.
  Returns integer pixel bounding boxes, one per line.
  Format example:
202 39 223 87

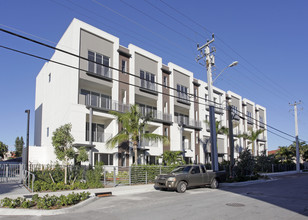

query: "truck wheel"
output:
176 181 187 193
211 178 219 189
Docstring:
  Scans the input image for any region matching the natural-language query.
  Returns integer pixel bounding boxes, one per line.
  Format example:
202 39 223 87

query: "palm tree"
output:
205 120 229 142
107 104 169 165
239 129 264 155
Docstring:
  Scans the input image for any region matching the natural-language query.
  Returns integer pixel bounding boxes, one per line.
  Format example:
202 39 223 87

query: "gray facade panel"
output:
134 53 158 100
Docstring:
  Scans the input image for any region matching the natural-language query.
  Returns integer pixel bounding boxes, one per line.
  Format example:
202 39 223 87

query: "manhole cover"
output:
226 203 245 207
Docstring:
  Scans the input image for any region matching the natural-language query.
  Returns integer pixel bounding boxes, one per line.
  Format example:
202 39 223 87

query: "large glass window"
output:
86 122 105 143
88 50 110 77
177 84 188 100
140 70 156 91
94 153 113 165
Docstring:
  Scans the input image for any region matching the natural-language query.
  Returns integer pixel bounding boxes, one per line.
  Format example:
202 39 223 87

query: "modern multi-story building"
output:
30 19 267 166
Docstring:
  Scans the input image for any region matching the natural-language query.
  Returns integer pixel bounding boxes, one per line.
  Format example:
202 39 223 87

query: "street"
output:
1 173 307 220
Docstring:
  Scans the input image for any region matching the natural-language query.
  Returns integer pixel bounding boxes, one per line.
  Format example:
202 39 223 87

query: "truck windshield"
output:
171 166 192 174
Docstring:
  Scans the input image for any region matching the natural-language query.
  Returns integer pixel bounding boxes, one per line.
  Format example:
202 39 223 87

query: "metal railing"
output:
175 116 202 128
0 163 23 183
103 165 174 186
86 94 131 113
140 79 157 91
140 109 172 122
23 170 35 193
177 92 190 104
88 65 112 79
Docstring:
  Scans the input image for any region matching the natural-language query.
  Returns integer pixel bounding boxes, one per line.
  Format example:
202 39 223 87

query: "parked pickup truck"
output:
154 165 226 193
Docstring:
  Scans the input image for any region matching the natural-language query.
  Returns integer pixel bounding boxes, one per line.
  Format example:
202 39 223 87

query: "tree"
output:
76 147 88 163
205 120 229 151
239 129 264 155
107 104 169 165
0 141 8 159
291 141 308 162
235 148 256 177
14 136 24 157
275 146 295 163
52 123 75 184
160 151 185 166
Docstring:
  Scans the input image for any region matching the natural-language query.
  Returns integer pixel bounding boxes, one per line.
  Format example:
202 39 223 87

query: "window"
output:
175 112 189 125
80 89 111 109
121 90 126 104
121 60 127 73
196 132 199 144
191 166 200 174
194 88 197 99
47 127 49 137
86 122 105 143
163 76 168 87
88 50 111 77
247 111 253 124
48 73 51 83
136 103 157 118
140 70 156 91
164 102 168 113
164 127 168 137
94 153 113 165
177 84 188 101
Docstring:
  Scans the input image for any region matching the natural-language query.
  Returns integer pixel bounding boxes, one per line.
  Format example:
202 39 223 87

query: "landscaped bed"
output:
0 191 90 209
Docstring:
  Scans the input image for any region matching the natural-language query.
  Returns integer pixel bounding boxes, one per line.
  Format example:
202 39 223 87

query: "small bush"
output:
0 192 91 210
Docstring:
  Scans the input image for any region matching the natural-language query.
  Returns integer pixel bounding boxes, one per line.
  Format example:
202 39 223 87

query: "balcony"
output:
85 94 130 113
140 139 158 148
87 132 113 143
259 120 265 128
206 103 224 115
177 92 190 105
87 66 113 82
139 108 172 125
140 79 158 95
175 116 202 130
257 133 266 142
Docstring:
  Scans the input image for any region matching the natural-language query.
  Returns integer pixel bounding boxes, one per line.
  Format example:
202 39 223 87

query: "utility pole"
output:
289 101 301 173
227 104 235 178
196 34 218 171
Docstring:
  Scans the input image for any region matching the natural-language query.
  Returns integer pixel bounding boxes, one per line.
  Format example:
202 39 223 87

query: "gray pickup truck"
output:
154 165 226 193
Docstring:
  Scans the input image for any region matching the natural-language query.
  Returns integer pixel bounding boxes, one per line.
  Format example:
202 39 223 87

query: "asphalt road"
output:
1 173 308 220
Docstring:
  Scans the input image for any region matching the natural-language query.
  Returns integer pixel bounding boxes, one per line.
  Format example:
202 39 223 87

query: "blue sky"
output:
0 0 307 151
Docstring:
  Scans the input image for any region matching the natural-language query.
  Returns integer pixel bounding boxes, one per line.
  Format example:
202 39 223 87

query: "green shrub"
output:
0 192 91 209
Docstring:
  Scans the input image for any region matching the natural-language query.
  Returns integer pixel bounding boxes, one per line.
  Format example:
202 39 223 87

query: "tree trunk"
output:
64 157 68 185
134 143 138 165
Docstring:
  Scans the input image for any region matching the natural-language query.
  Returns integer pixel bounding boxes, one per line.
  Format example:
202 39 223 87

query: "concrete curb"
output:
0 195 98 216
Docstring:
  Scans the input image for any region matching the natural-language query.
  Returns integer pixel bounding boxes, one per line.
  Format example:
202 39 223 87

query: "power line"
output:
0 41 301 143
1 28 303 143
50 0 200 68
119 0 197 43
159 0 296 102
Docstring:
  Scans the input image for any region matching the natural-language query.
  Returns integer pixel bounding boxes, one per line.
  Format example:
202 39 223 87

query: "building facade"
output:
30 19 267 166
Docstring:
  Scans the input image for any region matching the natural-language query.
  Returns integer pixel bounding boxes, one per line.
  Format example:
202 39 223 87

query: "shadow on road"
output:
219 173 308 217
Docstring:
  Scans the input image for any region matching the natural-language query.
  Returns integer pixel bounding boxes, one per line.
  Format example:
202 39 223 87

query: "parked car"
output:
154 164 226 193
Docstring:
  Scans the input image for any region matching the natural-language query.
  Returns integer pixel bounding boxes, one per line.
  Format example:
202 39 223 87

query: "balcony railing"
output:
87 66 112 80
175 116 202 129
88 132 112 143
177 92 190 105
140 109 172 123
140 79 157 92
86 94 130 113
206 103 224 114
140 139 158 148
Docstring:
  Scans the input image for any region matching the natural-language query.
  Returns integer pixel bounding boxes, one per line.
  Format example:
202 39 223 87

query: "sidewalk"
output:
0 170 305 216
0 184 155 216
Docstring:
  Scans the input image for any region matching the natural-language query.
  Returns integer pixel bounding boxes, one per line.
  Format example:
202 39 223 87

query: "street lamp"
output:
213 61 238 83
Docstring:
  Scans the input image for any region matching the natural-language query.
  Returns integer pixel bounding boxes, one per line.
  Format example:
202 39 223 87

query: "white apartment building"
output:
30 18 267 166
